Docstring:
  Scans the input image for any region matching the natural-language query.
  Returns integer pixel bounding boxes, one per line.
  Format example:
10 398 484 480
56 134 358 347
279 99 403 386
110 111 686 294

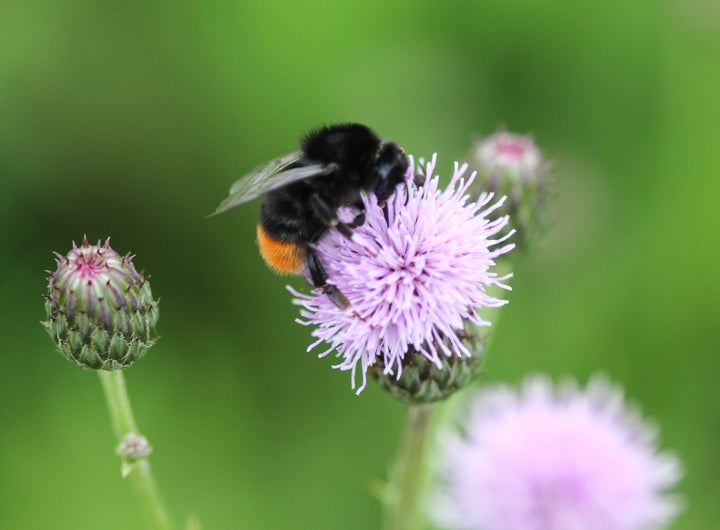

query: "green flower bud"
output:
369 323 488 404
469 131 550 251
117 432 153 459
43 236 159 370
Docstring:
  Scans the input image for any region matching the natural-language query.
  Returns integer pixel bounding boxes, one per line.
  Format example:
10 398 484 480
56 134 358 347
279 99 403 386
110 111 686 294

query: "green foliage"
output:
1 0 718 528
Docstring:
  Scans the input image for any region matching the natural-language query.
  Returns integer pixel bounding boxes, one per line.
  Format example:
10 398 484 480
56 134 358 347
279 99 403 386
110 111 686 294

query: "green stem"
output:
98 370 175 530
384 404 436 530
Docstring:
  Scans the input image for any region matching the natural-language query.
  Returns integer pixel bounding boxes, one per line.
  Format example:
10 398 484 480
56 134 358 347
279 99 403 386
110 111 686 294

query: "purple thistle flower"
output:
431 375 683 530
291 155 514 395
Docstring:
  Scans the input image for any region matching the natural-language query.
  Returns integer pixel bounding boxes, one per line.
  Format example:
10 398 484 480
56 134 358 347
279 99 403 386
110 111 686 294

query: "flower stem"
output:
98 370 175 530
384 403 436 530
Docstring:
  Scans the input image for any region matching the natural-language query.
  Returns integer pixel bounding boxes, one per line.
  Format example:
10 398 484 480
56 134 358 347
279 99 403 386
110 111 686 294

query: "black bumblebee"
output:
213 123 409 309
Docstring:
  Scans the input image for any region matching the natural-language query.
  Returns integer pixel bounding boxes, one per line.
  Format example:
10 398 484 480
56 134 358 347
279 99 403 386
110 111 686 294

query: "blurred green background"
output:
2 0 718 528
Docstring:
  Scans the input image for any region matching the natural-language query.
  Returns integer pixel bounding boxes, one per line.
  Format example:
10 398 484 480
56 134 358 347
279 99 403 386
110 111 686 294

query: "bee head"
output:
372 142 409 205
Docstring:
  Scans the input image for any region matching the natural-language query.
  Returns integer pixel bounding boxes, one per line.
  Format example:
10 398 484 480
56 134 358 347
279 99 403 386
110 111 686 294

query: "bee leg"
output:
350 212 365 226
306 245 350 310
308 193 357 240
347 200 366 228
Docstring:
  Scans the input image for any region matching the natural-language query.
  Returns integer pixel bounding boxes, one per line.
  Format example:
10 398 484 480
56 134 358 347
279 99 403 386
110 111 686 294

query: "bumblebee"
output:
213 123 409 309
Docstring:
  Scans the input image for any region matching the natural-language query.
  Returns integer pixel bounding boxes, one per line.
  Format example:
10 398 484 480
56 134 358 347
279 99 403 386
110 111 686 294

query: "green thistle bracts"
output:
370 324 488 404
43 237 159 370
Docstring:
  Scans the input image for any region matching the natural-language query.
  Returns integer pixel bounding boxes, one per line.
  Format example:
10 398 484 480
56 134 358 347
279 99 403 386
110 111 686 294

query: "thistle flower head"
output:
431 375 683 530
470 131 550 250
292 155 514 398
43 236 159 370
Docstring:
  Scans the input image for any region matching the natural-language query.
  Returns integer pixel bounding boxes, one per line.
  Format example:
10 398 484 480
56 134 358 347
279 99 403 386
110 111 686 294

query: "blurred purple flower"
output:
431 375 682 530
291 155 514 393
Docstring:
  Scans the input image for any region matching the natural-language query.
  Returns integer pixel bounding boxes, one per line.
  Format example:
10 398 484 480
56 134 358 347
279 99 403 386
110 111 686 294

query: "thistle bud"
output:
43 236 159 370
117 432 153 460
469 131 550 251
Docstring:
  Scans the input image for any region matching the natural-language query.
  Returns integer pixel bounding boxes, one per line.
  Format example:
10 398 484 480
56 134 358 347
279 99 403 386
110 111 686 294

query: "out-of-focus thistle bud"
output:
43 236 159 370
117 432 153 460
469 131 550 251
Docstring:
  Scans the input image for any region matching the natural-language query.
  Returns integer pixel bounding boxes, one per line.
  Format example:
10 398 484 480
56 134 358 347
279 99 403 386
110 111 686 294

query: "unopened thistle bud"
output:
117 432 153 460
469 131 550 251
43 236 159 370
293 155 514 402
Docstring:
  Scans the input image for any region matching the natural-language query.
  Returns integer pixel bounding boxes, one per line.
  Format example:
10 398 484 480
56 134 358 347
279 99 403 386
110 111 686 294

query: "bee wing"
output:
212 151 331 215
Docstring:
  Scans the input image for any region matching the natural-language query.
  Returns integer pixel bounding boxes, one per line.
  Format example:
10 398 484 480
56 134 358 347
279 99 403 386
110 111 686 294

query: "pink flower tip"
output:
291 154 515 394
430 375 683 530
475 131 543 181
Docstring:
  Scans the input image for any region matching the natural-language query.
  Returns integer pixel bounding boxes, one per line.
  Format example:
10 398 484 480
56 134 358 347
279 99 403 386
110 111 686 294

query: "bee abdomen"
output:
256 224 307 275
